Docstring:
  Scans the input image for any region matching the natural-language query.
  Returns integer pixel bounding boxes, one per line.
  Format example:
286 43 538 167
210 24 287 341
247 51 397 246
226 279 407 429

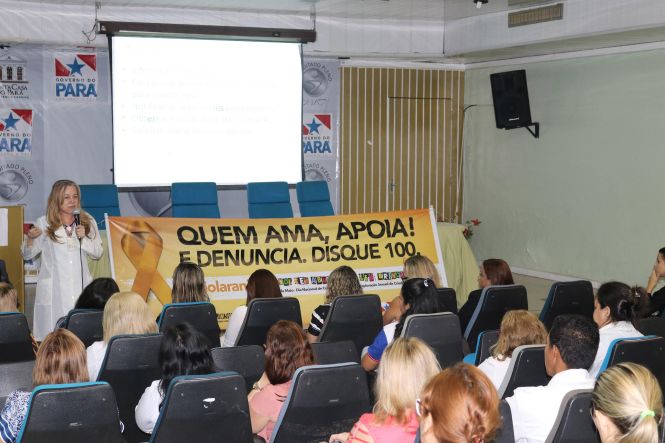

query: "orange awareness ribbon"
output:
120 220 171 305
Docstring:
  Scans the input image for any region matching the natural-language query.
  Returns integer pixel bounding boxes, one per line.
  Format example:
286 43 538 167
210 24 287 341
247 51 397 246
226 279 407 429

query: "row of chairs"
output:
80 180 334 227
14 361 371 443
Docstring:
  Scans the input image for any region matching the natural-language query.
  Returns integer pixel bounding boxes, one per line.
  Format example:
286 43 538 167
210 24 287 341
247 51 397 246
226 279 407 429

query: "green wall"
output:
463 49 665 285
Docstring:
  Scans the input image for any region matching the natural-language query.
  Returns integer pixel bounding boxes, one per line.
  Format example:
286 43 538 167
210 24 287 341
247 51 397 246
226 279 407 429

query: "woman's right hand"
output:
27 226 42 239
648 268 660 294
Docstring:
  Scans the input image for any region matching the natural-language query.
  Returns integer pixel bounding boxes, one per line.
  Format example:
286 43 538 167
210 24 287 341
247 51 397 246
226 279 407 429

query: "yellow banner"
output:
106 208 446 329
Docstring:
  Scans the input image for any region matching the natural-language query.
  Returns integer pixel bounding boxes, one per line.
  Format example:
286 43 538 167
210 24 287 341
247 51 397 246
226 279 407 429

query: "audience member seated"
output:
170 262 209 303
0 282 18 312
222 268 282 347
0 329 90 443
134 323 214 434
478 310 547 389
506 314 599 443
362 278 441 372
307 265 363 343
384 255 443 325
588 281 647 378
591 362 663 443
646 246 665 315
248 320 314 442
54 277 120 328
329 337 440 443
86 291 158 380
458 258 515 332
417 362 501 443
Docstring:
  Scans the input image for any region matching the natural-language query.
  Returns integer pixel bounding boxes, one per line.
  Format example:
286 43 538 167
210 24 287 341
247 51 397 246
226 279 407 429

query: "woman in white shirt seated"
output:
86 291 158 380
478 309 547 389
588 282 648 378
135 323 215 434
221 269 283 347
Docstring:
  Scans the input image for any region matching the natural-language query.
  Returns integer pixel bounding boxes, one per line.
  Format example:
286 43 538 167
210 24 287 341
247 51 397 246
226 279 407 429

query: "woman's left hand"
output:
75 225 85 239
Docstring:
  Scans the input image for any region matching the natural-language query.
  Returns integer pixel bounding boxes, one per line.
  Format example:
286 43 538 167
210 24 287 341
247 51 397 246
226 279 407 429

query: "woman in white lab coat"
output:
22 179 103 341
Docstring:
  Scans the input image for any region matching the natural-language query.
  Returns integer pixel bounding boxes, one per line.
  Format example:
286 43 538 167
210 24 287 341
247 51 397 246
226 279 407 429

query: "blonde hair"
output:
492 310 547 361
374 337 441 425
592 363 663 443
45 179 94 242
171 262 209 303
0 282 18 312
403 255 443 288
325 266 363 303
33 329 88 386
102 291 158 342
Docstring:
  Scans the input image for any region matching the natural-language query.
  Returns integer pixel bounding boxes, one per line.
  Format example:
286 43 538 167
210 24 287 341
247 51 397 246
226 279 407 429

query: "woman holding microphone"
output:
22 179 103 340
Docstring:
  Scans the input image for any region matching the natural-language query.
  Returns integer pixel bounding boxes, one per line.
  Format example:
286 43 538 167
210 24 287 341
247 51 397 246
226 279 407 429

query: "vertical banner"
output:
0 46 43 223
302 58 340 213
107 208 446 327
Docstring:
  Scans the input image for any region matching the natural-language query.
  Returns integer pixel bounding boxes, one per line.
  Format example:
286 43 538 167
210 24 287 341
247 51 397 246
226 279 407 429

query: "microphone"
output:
73 208 81 226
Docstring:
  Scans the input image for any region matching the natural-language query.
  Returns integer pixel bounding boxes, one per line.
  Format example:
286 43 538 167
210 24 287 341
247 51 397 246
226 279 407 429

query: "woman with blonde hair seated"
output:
86 291 158 380
592 362 663 443
170 262 209 303
478 310 548 389
0 282 18 312
418 363 500 443
330 337 441 443
0 329 90 443
384 255 443 324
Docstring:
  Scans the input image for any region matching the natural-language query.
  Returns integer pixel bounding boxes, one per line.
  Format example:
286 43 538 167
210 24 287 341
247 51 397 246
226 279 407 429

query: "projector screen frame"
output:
104 22 312 191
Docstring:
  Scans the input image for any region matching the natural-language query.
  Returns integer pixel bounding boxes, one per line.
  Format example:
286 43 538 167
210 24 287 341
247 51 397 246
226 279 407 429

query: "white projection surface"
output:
111 36 303 187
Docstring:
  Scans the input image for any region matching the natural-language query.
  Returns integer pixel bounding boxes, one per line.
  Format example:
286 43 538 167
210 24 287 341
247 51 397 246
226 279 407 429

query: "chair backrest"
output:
295 181 334 217
544 389 599 443
170 182 220 218
149 372 253 443
436 287 458 314
475 329 500 366
464 285 528 347
0 312 35 363
598 335 665 394
400 313 464 368
17 382 124 443
158 302 220 348
80 184 120 230
211 345 264 393
0 360 34 406
636 317 665 338
247 181 293 219
539 280 594 330
64 309 104 348
493 400 515 443
270 363 371 443
311 340 359 365
97 334 163 443
318 295 383 357
235 298 302 346
498 345 550 399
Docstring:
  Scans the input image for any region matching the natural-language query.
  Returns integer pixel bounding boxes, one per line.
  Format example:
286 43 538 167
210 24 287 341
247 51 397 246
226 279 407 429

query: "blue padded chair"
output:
0 312 35 364
464 285 528 348
80 184 120 230
463 329 500 366
596 335 665 394
247 181 293 219
149 372 253 443
16 382 124 443
171 182 220 218
295 181 334 217
270 363 371 443
64 309 104 348
158 302 220 348
545 390 599 443
498 345 550 399
539 280 594 330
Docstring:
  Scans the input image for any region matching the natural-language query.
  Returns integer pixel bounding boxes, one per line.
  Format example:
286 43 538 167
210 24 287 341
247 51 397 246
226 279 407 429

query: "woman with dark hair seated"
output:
458 258 514 333
646 246 665 315
361 278 441 372
248 320 315 442
135 323 214 434
75 277 120 310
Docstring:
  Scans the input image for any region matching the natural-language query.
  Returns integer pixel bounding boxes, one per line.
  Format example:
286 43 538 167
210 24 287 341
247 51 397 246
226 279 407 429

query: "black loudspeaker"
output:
490 69 532 129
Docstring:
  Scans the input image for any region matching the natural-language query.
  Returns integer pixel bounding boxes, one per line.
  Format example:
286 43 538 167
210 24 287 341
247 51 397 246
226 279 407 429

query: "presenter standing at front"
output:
22 180 103 341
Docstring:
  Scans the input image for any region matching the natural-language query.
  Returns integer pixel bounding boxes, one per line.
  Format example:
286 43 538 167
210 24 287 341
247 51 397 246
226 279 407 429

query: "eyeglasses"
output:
415 398 426 417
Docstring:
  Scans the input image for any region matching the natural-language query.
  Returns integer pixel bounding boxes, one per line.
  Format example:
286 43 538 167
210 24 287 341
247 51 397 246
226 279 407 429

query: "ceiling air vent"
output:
508 3 563 28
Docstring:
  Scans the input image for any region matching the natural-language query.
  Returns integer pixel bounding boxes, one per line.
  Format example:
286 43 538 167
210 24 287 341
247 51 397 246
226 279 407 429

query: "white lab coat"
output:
22 214 103 340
